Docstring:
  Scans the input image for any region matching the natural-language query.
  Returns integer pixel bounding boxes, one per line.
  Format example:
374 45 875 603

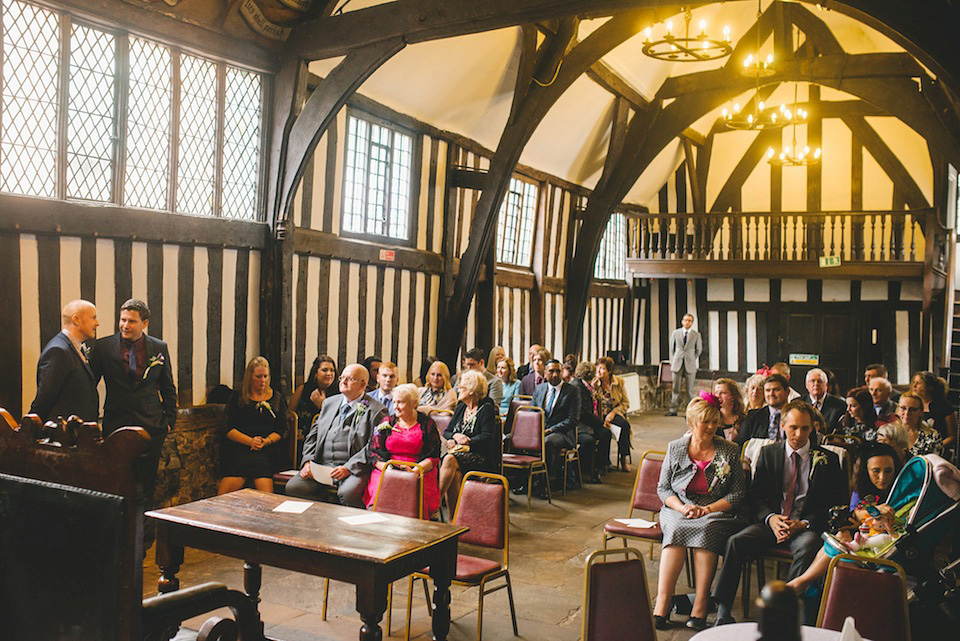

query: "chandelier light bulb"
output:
766 54 774 65
758 101 765 110
814 148 822 159
644 27 652 43
723 26 731 41
699 20 707 36
767 148 775 159
666 20 673 36
744 54 754 67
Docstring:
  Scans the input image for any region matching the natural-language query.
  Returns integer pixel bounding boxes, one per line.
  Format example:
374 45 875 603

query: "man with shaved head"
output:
286 363 387 507
30 299 100 423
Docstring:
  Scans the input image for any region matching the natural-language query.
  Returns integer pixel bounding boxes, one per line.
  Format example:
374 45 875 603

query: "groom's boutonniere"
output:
143 353 164 379
256 400 276 418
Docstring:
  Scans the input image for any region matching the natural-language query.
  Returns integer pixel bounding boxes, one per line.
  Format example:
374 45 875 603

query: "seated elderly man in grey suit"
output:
286 363 387 507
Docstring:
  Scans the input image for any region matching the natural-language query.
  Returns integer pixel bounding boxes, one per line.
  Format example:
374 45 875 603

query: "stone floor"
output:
145 410 733 641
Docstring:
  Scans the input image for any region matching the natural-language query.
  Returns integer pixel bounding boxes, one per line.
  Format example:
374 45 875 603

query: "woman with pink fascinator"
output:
651 392 747 632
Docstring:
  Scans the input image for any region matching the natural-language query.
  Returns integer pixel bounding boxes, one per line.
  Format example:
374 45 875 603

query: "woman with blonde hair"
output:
744 374 766 411
593 356 631 471
896 391 943 457
218 356 287 495
653 393 745 631
417 360 456 414
713 377 746 442
497 356 520 416
486 346 506 376
877 420 910 464
365 384 442 517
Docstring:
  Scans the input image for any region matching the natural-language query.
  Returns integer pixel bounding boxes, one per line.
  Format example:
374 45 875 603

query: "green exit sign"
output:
819 255 842 268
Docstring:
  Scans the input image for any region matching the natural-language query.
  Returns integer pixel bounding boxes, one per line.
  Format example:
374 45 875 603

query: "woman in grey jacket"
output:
653 393 746 631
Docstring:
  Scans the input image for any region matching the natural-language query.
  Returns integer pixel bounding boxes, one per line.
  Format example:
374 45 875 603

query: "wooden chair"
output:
0 410 255 641
404 472 517 641
322 460 425 635
501 406 550 509
582 548 656 641
817 554 911 641
503 395 532 435
657 361 673 408
601 450 665 558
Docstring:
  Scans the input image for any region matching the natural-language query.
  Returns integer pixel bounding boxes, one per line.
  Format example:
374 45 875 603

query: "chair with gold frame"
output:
817 554 911 641
601 450 665 558
582 547 656 641
501 406 550 509
403 471 517 641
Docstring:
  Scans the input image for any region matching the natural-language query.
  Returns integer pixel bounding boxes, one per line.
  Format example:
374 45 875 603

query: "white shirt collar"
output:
61 329 87 360
549 381 563 393
785 439 811 461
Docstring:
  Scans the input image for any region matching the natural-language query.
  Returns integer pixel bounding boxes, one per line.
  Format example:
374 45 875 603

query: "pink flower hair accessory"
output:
699 391 722 409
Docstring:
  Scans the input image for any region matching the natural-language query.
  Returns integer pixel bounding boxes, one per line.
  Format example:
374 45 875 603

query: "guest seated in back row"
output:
438 370 499 512
365 384 441 517
653 393 746 632
570 361 611 483
802 368 846 433
712 377 746 443
868 376 898 419
454 348 503 408
369 361 399 415
497 357 521 417
713 401 845 626
417 360 456 414
736 374 791 446
218 356 287 495
286 364 387 508
897 391 943 457
519 348 549 396
288 355 338 432
593 356 632 472
532 359 581 489
831 387 880 443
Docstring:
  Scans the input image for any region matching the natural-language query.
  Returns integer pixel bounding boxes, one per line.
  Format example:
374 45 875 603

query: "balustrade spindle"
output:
829 216 836 257
839 216 847 260
643 219 651 259
660 216 668 258
880 215 887 261
790 216 797 261
870 215 877 261
909 214 916 262
679 215 687 257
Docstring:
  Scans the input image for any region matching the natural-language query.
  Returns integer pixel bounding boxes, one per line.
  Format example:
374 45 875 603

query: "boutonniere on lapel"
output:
143 353 164 379
810 450 829 476
354 400 369 422
80 343 92 361
706 456 732 493
255 400 276 418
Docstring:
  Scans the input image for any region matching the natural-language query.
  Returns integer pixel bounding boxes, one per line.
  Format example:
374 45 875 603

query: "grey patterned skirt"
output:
659 501 744 555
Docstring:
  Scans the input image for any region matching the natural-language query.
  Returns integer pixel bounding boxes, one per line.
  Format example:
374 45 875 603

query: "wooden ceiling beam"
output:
842 115 930 209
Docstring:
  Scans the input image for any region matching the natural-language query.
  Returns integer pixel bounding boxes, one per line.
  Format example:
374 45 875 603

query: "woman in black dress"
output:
911 371 957 457
218 356 287 495
288 355 338 430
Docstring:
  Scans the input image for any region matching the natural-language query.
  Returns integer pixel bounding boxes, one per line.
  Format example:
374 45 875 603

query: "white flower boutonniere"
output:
707 457 732 493
80 343 92 361
256 400 276 418
143 353 165 379
355 401 369 422
810 450 829 477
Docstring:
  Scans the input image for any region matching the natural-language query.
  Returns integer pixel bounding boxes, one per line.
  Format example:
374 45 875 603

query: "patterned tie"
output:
546 387 557 415
122 339 137 377
683 330 688 346
769 410 781 440
782 452 800 518
338 403 350 429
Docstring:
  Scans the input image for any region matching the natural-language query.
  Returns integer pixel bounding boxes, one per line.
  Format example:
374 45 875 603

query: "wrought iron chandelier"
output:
767 84 821 166
641 9 732 62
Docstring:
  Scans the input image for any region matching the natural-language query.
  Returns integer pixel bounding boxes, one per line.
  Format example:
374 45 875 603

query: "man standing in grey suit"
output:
286 363 387 507
666 313 702 416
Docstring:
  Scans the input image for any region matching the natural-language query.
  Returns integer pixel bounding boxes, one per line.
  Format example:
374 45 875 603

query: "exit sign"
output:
789 353 820 366
379 249 396 262
819 255 841 268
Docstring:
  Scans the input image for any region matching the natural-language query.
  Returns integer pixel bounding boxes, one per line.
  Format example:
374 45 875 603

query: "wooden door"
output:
770 312 861 395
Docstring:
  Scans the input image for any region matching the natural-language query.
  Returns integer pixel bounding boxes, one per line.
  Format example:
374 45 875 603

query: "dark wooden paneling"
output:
147 243 164 338
337 261 350 368
695 279 708 370
300 156 314 230
37 236 60 348
80 238 96 302
177 245 194 406
316 257 331 358
356 263 368 359
233 249 250 388
0 194 268 249
426 137 439 252
294 228 443 274
206 247 223 392
497 270 536 290
0 235 22 415
295 254 309 386
114 239 132 316
322 116 338 233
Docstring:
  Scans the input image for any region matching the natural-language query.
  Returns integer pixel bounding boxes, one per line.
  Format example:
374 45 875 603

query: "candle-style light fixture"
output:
767 84 821 166
641 9 732 62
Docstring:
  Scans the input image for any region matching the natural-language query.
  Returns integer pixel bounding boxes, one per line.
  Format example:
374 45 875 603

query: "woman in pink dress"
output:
364 383 441 517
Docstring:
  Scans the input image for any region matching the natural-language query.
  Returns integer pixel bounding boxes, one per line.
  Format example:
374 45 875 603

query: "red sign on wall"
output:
379 249 396 261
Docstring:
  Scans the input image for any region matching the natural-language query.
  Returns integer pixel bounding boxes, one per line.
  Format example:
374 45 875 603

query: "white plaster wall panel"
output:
744 278 770 302
822 280 852 302
780 279 807 302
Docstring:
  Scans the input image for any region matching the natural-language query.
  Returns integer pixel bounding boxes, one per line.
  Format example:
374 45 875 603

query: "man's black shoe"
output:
511 485 527 495
664 410 677 416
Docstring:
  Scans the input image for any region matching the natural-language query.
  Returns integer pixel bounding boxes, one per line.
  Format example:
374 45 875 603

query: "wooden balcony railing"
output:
627 210 935 265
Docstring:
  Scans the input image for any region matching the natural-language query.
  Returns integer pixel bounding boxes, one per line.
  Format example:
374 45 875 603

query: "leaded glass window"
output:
496 176 538 267
595 212 626 281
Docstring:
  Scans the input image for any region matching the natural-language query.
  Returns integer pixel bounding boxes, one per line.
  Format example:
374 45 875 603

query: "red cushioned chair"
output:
601 450 665 558
430 409 454 440
582 547 656 641
272 411 304 493
503 395 532 435
404 471 517 641
817 554 911 641
323 460 424 635
501 406 550 509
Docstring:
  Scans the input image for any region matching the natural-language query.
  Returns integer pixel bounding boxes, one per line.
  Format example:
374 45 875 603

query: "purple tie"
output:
782 452 800 518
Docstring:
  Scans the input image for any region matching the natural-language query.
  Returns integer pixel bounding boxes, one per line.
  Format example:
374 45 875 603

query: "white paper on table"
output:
609 423 622 443
309 462 336 486
339 513 390 526
272 500 313 514
615 518 657 529
838 616 864 641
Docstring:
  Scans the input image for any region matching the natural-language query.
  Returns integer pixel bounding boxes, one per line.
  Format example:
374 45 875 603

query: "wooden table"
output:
147 489 468 641
692 622 872 640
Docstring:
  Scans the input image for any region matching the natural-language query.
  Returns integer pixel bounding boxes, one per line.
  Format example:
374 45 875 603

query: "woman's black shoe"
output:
685 617 708 632
653 615 671 630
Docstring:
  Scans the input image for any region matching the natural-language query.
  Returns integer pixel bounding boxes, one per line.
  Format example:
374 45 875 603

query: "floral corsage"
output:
256 400 276 418
811 450 829 476
707 456 732 493
143 353 165 379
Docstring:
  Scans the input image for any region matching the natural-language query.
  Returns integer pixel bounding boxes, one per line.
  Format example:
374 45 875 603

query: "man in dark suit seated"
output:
713 401 845 625
868 376 898 419
532 359 582 490
286 364 387 507
736 374 791 446
90 299 177 541
802 368 845 433
864 363 901 402
30 299 100 424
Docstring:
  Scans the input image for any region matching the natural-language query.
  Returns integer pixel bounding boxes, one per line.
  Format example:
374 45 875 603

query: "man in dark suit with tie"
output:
286 363 388 507
90 299 177 495
868 376 898 419
713 401 844 626
802 368 845 432
30 299 100 424
736 374 791 446
532 359 582 488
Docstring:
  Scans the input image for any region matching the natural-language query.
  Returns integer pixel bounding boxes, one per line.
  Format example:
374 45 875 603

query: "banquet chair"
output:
404 472 516 641
0 411 255 641
501 406 551 509
503 395 533 435
271 412 300 493
558 437 583 495
817 554 911 641
322 460 424 635
657 361 673 409
601 451 665 559
582 548 656 641
430 409 454 439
